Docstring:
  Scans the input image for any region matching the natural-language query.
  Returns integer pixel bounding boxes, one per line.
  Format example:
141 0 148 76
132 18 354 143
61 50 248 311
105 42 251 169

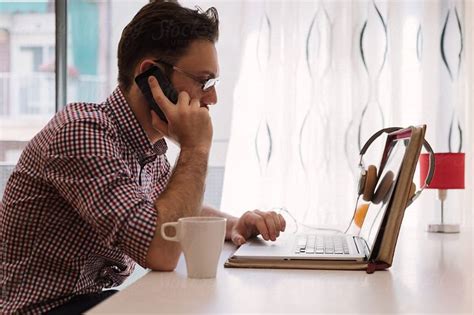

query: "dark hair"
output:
117 1 219 91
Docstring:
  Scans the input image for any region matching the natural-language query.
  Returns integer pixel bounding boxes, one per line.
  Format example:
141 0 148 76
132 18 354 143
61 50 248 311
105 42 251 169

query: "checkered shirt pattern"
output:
1 87 171 314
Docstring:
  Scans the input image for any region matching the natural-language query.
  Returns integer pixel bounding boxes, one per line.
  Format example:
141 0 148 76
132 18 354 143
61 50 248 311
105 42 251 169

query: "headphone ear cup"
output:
372 171 394 204
362 165 377 201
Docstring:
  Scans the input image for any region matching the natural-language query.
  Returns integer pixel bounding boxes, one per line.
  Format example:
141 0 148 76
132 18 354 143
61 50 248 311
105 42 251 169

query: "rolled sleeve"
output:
43 118 157 266
117 199 157 267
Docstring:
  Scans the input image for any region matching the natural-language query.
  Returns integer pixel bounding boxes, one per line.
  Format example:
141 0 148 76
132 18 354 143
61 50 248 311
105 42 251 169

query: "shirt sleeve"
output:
153 156 172 199
43 117 157 267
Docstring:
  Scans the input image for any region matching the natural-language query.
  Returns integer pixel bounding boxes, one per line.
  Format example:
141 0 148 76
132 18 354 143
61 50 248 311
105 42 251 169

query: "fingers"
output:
244 210 285 242
231 233 246 246
189 98 201 111
256 210 286 241
232 210 288 245
278 213 286 232
254 214 271 241
256 210 279 241
174 91 205 117
177 91 190 110
245 211 270 241
148 76 174 117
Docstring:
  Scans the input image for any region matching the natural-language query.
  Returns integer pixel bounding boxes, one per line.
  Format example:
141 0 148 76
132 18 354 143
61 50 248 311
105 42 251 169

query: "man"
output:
1 2 286 314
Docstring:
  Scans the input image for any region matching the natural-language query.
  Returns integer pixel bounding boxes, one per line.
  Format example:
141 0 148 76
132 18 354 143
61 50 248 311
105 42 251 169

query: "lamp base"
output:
427 224 460 233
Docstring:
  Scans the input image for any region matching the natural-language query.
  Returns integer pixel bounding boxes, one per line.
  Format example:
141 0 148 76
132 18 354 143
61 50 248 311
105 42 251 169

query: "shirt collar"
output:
105 87 168 157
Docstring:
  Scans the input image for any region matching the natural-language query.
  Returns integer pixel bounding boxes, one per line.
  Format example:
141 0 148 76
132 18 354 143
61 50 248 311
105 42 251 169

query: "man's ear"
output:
135 58 156 77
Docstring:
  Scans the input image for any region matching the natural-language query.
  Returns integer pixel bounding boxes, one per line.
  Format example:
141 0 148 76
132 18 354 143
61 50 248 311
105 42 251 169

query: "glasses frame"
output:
154 60 219 92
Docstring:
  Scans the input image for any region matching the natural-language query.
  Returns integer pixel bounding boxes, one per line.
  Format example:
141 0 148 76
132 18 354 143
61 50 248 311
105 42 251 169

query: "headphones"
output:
357 127 435 208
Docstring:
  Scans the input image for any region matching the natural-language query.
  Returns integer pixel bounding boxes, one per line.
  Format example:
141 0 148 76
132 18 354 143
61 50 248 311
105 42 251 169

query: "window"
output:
0 0 149 165
66 0 148 104
0 0 55 164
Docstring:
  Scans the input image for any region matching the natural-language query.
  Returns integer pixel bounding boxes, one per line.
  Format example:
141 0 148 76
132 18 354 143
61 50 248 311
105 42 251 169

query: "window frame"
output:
55 0 67 112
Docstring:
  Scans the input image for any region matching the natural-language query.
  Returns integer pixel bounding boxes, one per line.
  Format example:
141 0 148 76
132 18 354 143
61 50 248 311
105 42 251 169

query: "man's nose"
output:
202 86 218 106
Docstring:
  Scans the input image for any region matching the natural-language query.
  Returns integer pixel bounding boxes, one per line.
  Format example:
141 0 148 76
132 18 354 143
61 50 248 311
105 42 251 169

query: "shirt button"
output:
111 265 121 273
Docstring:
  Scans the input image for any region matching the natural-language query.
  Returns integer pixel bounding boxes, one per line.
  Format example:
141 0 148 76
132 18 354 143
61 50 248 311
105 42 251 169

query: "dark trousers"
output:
46 290 118 314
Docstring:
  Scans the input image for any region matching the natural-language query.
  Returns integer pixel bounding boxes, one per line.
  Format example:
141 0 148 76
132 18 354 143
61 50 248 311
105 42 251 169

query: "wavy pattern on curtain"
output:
221 0 468 229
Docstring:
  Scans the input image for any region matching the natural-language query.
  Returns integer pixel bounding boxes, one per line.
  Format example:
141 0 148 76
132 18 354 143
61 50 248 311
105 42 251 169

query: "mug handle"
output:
161 222 179 242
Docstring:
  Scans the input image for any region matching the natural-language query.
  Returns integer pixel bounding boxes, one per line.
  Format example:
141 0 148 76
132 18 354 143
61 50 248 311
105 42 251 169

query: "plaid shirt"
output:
1 87 171 314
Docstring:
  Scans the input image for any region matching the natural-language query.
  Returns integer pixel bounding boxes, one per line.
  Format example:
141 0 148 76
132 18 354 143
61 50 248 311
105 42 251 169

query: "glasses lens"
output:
203 78 220 91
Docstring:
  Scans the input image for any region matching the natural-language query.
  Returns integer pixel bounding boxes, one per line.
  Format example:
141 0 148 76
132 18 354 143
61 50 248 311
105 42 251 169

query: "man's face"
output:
169 39 219 107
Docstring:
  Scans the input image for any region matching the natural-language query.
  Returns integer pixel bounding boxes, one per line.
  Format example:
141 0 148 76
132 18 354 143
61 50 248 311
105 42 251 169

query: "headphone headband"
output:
360 127 403 156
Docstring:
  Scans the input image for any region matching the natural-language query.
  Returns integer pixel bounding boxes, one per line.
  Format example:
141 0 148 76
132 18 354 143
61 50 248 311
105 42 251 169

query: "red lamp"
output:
419 152 465 233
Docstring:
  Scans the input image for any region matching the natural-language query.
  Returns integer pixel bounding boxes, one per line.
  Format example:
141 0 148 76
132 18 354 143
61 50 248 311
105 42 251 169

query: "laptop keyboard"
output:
294 234 350 255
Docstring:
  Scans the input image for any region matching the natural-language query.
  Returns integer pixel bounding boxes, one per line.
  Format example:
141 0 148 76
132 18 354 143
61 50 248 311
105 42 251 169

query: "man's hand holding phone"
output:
147 76 213 153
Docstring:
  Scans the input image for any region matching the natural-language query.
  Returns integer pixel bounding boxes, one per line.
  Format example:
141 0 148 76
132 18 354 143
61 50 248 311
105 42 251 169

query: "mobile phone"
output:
135 65 178 123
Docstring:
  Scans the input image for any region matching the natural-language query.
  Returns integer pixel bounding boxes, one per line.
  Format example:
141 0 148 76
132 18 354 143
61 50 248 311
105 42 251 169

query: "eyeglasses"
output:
155 60 220 92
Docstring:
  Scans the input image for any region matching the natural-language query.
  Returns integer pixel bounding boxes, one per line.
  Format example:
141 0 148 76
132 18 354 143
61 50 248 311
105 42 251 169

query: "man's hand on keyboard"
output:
230 210 286 246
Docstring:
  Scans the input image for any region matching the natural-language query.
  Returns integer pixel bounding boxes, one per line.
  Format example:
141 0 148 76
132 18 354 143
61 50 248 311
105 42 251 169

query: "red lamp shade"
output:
419 153 465 189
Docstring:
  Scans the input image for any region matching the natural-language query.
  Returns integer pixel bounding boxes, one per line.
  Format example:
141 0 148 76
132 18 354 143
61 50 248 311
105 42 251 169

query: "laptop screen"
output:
358 130 412 255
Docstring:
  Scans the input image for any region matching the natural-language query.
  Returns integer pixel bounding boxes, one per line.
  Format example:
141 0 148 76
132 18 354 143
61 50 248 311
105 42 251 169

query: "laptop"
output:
225 126 428 272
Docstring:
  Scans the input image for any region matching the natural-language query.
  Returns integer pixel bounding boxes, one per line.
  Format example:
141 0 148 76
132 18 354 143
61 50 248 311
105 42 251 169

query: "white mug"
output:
161 217 227 279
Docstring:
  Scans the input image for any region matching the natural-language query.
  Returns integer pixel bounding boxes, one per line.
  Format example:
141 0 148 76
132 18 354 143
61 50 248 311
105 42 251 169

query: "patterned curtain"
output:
221 0 471 229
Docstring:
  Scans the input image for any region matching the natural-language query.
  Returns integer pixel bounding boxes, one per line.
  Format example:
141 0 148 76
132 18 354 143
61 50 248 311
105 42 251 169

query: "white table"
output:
89 225 473 314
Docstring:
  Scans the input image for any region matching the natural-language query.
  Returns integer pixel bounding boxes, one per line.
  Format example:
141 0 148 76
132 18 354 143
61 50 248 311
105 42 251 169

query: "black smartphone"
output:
135 65 178 123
